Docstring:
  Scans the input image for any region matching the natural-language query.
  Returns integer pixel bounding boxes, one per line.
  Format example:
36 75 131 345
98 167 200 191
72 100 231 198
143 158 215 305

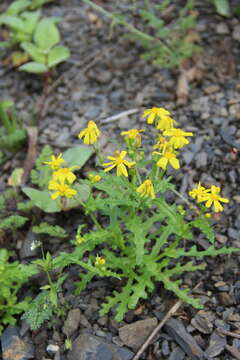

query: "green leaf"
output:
34 19 60 50
47 46 70 68
22 187 61 212
63 145 93 168
0 215 28 230
19 62 48 73
32 222 67 238
0 16 24 31
6 0 30 15
21 10 41 34
213 0 230 16
191 217 215 244
20 42 46 64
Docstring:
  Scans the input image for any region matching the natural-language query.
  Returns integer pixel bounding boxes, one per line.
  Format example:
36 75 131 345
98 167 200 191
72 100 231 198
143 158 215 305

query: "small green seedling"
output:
0 100 27 153
19 18 70 74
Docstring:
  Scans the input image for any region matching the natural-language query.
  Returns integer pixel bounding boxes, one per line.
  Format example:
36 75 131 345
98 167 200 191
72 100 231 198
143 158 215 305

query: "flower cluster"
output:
44 154 78 200
189 183 229 213
144 107 193 171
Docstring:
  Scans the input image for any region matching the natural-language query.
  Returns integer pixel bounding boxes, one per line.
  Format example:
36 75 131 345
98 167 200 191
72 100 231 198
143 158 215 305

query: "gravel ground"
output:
0 0 240 359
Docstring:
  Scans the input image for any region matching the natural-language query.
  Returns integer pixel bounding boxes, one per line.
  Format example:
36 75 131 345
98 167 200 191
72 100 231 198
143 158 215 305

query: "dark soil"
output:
0 0 240 359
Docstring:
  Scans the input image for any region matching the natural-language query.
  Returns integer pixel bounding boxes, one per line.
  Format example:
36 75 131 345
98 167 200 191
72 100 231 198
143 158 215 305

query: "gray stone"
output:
20 230 39 259
216 22 230 34
165 318 204 360
205 331 227 357
85 105 101 119
63 309 81 337
233 24 240 42
119 318 158 351
195 152 208 168
67 332 133 360
1 326 34 360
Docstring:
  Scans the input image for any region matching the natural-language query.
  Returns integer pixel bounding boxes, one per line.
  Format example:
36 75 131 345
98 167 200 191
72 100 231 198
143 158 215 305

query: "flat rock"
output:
165 318 204 360
191 311 214 334
119 318 157 351
1 326 34 360
63 309 81 337
67 332 133 360
205 331 227 357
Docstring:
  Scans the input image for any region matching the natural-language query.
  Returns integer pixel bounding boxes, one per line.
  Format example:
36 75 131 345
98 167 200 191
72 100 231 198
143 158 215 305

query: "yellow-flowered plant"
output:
21 106 238 329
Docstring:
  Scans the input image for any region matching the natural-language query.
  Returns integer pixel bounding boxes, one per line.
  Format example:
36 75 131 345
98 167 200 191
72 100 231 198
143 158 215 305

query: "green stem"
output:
82 0 173 55
78 199 102 230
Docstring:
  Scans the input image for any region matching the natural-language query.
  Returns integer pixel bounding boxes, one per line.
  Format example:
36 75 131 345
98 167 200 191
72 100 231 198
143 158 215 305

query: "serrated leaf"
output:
19 62 48 73
34 19 60 50
20 42 46 63
32 222 67 238
191 217 215 244
63 145 93 168
214 0 230 16
22 187 61 212
47 46 70 67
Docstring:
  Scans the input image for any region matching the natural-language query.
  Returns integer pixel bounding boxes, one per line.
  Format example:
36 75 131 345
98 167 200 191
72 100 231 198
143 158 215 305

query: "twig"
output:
101 109 139 124
132 300 182 360
21 126 38 185
218 329 240 339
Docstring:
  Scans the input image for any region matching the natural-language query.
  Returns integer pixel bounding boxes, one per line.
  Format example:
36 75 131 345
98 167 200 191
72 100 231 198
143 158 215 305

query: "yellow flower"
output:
163 128 193 149
95 256 106 267
136 179 155 199
143 107 171 124
43 153 64 170
202 185 229 213
53 166 79 184
48 179 77 200
153 136 170 152
88 174 102 183
156 116 177 131
189 183 210 202
103 150 135 177
78 120 101 145
121 129 144 146
155 151 180 170
205 213 211 218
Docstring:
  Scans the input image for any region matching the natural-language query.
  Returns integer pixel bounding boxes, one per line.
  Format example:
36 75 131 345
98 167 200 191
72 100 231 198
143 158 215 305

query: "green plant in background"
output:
82 0 199 68
0 249 36 334
0 0 70 73
212 0 230 16
19 17 70 73
0 100 27 155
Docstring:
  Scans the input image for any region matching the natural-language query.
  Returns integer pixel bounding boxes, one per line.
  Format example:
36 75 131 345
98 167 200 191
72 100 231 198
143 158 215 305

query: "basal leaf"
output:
63 145 93 168
19 62 48 73
6 0 30 15
22 187 61 212
47 46 70 68
214 0 230 16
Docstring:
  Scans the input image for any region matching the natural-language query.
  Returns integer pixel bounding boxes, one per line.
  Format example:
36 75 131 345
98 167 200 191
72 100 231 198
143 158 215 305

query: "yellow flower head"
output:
136 179 155 199
95 256 106 267
203 185 229 213
156 116 177 131
154 150 180 171
163 128 193 149
44 153 64 170
189 183 210 202
48 179 77 200
78 120 101 145
53 166 79 184
88 174 102 183
121 129 144 146
143 107 171 125
103 150 135 177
